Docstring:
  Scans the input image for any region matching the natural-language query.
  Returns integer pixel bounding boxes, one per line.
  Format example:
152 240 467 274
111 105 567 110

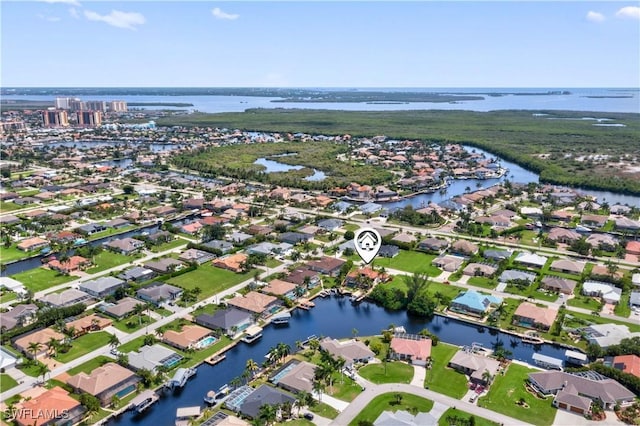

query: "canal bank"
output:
104 296 574 426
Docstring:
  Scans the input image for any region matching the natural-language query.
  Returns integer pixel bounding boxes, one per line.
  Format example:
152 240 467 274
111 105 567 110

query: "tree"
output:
404 271 430 303
394 393 403 405
108 333 120 349
276 342 291 363
27 341 42 360
37 363 50 383
46 337 59 358
246 358 259 378
122 185 134 195
481 369 493 385
202 224 225 242
312 378 326 402
258 403 278 426
344 230 355 240
110 394 121 409
133 303 146 326
80 393 101 420
137 368 154 387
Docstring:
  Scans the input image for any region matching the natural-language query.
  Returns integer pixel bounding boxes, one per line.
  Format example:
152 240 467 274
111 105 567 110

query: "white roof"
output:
515 252 548 266
0 277 26 293
176 406 201 417
632 273 640 285
565 350 588 361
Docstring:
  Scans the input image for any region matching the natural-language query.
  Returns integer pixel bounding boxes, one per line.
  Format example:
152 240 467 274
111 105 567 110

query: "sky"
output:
2 1 639 88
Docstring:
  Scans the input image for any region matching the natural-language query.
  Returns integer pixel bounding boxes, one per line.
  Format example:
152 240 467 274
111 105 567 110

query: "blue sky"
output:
2 1 639 87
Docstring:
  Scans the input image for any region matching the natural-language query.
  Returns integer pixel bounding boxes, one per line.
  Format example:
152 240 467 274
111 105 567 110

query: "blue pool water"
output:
196 336 217 349
270 361 299 384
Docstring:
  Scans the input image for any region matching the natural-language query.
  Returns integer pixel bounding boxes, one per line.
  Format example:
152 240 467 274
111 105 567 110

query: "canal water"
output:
107 296 568 426
254 157 327 181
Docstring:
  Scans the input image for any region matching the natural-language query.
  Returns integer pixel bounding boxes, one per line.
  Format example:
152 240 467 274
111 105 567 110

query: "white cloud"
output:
37 13 61 22
40 0 81 6
211 7 239 20
586 11 605 23
84 9 146 30
69 7 80 19
615 6 640 20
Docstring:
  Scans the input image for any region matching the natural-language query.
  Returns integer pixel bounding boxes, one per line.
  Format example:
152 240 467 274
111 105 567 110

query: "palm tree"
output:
334 356 346 384
308 338 320 354
108 333 120 349
312 379 326 402
280 400 293 420
276 342 291 363
37 363 50 384
258 403 278 426
295 390 314 415
246 358 259 378
26 341 42 360
46 337 59 358
110 394 121 409
133 303 146 326
481 369 493 385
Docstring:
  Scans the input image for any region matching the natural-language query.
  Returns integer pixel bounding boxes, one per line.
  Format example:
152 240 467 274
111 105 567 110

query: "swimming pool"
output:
269 361 299 384
196 336 217 349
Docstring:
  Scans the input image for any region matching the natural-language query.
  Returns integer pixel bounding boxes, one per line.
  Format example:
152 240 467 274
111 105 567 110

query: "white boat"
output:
272 312 291 325
241 325 263 343
204 390 217 404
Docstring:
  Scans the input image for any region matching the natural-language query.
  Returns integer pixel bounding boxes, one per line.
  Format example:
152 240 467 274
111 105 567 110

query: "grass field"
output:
467 276 497 290
349 392 434 426
86 251 136 274
0 245 35 263
372 250 441 277
56 331 111 363
11 267 75 292
326 372 363 402
437 408 499 426
67 355 112 375
425 343 469 398
358 361 414 384
117 335 148 354
477 363 556 426
150 238 188 253
567 295 602 311
167 264 254 300
111 314 154 333
0 373 19 391
0 201 28 212
0 291 18 304
309 402 339 419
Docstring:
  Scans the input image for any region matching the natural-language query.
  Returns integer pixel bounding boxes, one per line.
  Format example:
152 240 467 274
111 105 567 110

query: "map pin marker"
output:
353 227 382 264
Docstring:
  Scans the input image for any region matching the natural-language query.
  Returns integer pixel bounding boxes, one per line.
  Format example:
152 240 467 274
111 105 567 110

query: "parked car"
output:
303 413 314 420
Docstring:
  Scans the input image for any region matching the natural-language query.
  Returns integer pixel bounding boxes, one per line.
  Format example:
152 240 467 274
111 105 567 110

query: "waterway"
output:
106 296 571 426
254 157 327 181
43 140 186 153
4 88 639 113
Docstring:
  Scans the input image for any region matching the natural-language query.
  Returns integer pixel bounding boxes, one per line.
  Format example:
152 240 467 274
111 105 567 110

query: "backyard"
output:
425 343 469 398
372 250 441 277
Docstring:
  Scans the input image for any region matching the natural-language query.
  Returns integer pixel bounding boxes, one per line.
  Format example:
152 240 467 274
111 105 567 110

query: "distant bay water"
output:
2 88 639 113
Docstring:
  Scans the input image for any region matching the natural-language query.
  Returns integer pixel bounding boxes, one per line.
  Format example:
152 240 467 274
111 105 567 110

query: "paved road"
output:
330 383 533 426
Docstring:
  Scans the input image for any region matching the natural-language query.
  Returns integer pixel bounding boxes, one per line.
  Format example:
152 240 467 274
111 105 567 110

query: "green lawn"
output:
118 335 148 354
0 290 18 304
349 392 434 426
0 245 36 263
11 267 75 292
86 251 136 274
437 408 499 426
167 264 254 300
55 331 111 363
477 363 556 426
326 372 363 402
0 201 28 212
425 343 469 398
86 225 138 241
111 314 154 333
150 238 188 253
309 402 340 419
467 276 497 290
67 355 112 375
567 295 602 311
17 361 45 378
614 293 631 317
265 258 283 268
0 373 19 391
373 250 441 277
566 309 640 332
358 361 414 384
154 307 173 317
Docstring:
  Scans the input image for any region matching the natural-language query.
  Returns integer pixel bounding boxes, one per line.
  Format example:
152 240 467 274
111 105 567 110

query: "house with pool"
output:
127 344 184 373
195 307 253 337
449 290 502 318
162 324 216 351
66 362 139 407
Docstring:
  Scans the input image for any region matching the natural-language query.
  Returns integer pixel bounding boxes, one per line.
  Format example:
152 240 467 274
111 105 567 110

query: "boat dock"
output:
175 406 201 426
167 367 197 389
129 390 159 414
204 353 226 366
241 325 263 343
271 311 291 324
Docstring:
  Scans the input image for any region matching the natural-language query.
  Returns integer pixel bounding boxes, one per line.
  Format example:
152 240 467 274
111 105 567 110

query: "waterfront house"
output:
79 276 126 298
180 221 203 235
540 276 577 295
448 350 501 385
319 337 375 369
195 308 252 336
14 328 65 359
520 207 543 217
15 386 85 426
238 384 296 419
389 334 432 366
39 288 93 308
528 370 635 412
583 324 640 348
105 218 131 229
581 214 608 228
77 223 106 235
162 324 213 351
67 362 139 407
47 255 91 274
306 256 346 277
212 253 248 273
512 302 558 331
585 233 618 251
0 304 38 331
246 224 274 236
616 217 640 232
105 237 145 255
16 237 49 252
137 283 183 306
128 344 183 373
547 228 581 244
262 279 298 300
449 290 502 318
284 268 321 288
274 360 316 394
344 267 390 287
227 291 280 317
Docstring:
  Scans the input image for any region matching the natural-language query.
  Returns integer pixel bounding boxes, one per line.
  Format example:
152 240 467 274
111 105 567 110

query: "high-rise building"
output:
42 109 69 127
77 110 102 127
54 97 70 109
109 100 128 112
86 101 108 112
68 99 86 112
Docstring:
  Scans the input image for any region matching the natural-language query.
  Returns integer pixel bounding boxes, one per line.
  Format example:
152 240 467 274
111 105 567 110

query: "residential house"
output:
482 249 513 261
213 253 248 273
512 302 558 331
162 324 213 351
550 259 586 275
498 269 537 284
149 205 177 217
547 228 581 244
144 258 185 274
630 291 640 309
100 297 141 319
514 252 548 269
127 344 183 373
14 328 65 359
147 231 173 244
105 218 131 229
245 242 292 257
195 308 253 336
137 283 183 306
76 223 106 235
590 264 624 282
582 281 622 304
615 217 640 232
418 237 449 252
15 386 85 426
540 276 578 295
105 237 145 255
586 234 618 251
583 324 640 348
17 237 49 252
379 245 400 258
67 362 139 406
0 304 38 331
179 248 216 265
227 232 253 245
237 384 295 419
344 267 389 287
581 214 608 228
180 221 203 235
528 370 635 412
606 355 640 378
626 241 640 256
306 257 346 277
274 360 316 394
39 288 93 308
118 266 155 282
462 263 497 277
319 337 375 368
317 218 344 232
227 291 280 317
389 334 432 366
246 224 274 236
450 290 502 317
79 276 126 298
392 232 417 245
278 232 312 245
284 268 321 288
520 207 543 217
47 255 91 274
65 314 112 337
431 254 464 272
262 279 298 300
448 350 501 385
203 240 234 254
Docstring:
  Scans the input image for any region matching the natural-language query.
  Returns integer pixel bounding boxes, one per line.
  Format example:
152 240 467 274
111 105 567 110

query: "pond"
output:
254 157 326 181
